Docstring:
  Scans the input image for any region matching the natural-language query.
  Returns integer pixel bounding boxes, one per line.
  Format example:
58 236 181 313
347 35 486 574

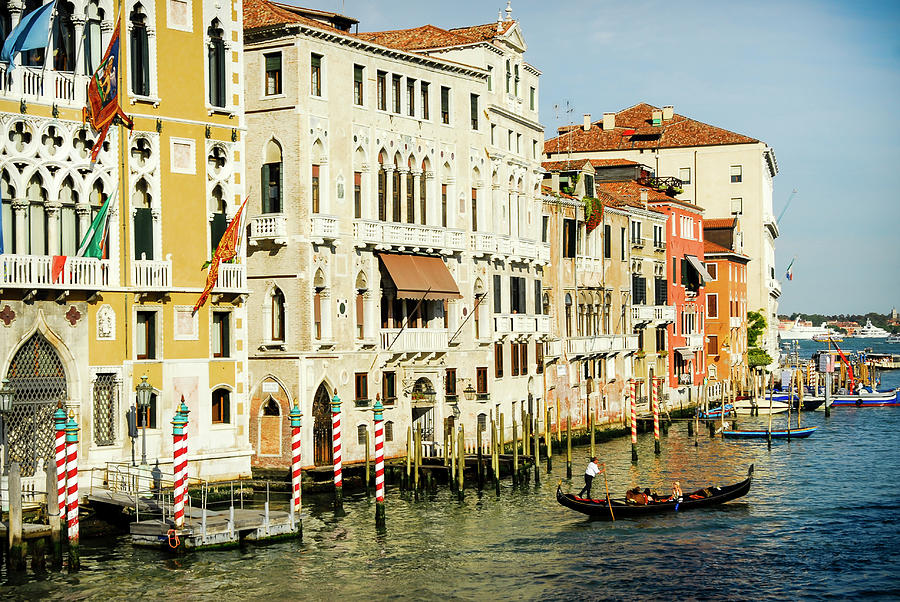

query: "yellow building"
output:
0 0 249 482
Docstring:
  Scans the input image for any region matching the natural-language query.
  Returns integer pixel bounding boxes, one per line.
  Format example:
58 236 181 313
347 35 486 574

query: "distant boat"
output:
779 318 842 341
850 319 889 338
733 398 790 415
886 333 900 344
722 426 818 439
830 387 900 407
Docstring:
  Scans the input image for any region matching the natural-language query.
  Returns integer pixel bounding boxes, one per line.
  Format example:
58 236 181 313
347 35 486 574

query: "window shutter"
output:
356 293 364 332
519 278 527 314
493 274 501 313
134 207 154 260
278 163 284 212
147 313 156 359
534 280 541 315
222 314 231 357
140 30 149 95
604 224 611 258
261 164 270 213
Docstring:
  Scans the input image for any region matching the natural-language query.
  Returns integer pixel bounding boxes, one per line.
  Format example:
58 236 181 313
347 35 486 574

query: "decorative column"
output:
373 399 386 527
12 199 28 254
289 402 302 522
653 377 661 455
45 202 61 256
331 389 343 511
384 166 395 222
630 379 637 463
171 408 187 530
65 412 80 571
398 167 408 223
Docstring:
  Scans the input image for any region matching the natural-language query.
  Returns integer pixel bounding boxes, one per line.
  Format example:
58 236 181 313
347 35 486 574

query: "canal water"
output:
3 362 899 600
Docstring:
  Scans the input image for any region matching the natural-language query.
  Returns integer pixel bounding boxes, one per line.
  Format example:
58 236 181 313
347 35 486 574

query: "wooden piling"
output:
512 420 519 487
545 405 552 473
414 425 421 498
476 424 484 489
499 413 505 455
589 409 595 460
46 461 62 567
494 421 501 496
365 428 371 496
443 419 450 467
566 416 572 479
457 425 465 500
405 426 412 492
7 462 25 572
532 413 540 484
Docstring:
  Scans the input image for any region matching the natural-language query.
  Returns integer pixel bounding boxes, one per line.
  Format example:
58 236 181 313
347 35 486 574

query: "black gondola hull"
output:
557 465 753 519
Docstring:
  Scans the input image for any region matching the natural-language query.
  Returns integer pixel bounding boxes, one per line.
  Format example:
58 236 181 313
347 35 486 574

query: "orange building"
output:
703 218 750 398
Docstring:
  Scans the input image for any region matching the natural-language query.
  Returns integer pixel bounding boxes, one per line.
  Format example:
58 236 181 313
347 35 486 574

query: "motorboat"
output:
886 333 900 344
732 397 790 415
850 319 889 338
778 318 842 341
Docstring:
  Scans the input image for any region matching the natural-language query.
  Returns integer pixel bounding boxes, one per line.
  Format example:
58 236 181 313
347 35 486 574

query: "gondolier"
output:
577 457 603 499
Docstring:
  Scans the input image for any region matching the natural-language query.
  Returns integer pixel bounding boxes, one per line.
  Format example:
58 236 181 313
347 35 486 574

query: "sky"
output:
281 0 900 315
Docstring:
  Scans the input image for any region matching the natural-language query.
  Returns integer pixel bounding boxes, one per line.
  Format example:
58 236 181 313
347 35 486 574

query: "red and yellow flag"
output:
84 17 133 163
194 195 249 312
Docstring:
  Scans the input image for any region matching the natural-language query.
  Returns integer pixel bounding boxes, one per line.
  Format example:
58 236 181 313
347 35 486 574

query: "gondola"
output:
556 465 753 519
722 426 817 439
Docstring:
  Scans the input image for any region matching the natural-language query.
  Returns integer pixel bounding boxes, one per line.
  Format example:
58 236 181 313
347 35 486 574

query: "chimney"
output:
651 110 663 126
583 114 591 131
663 105 674 121
640 189 648 208
602 112 615 130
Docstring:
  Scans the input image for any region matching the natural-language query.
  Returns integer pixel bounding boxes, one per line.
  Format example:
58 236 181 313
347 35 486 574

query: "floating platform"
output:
129 508 300 550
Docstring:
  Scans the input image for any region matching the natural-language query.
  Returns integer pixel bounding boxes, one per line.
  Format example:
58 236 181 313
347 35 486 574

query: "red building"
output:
647 196 708 402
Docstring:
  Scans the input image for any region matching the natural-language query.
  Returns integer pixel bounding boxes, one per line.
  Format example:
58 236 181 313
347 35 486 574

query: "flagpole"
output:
115 1 130 360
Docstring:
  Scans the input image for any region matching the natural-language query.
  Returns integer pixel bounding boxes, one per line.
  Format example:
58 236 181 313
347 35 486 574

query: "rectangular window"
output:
356 292 365 339
535 341 544 374
392 74 401 113
654 277 667 305
730 197 743 215
92 373 117 446
310 53 322 96
563 219 576 258
265 53 282 96
672 257 677 283
382 371 396 405
212 389 230 424
534 280 542 315
212 312 230 358
392 169 401 221
520 342 528 376
656 327 666 352
407 77 416 116
441 183 448 227
354 171 362 219
706 263 718 280
630 220 642 245
445 368 457 397
708 335 719 356
604 224 611 258
421 81 430 119
311 164 320 213
353 64 364 105
511 342 520 376
653 225 664 248
707 293 718 318
541 215 549 243
440 86 450 124
355 373 368 403
490 124 496 146
679 167 691 184
407 171 415 223
730 165 742 183
377 71 386 110
530 86 536 110
471 188 478 231
493 274 502 313
476 367 488 396
495 343 504 378
136 392 157 429
516 133 521 154
620 227 626 260
419 172 427 226
470 93 479 130
632 274 647 305
136 311 156 360
313 291 322 339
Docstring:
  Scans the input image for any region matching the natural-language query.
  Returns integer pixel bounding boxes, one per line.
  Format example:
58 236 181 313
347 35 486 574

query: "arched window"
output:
88 180 109 259
262 397 280 416
132 178 153 260
377 152 386 221
0 171 15 253
419 159 428 226
505 59 511 93
130 5 150 96
357 423 367 445
26 173 47 255
384 420 394 442
212 388 231 424
210 185 226 251
564 293 573 337
262 140 282 213
59 177 78 255
208 20 226 107
53 1 76 72
392 155 401 222
271 288 285 341
84 1 103 75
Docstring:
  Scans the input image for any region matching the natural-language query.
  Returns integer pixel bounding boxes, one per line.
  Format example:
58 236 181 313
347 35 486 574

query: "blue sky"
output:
282 0 900 315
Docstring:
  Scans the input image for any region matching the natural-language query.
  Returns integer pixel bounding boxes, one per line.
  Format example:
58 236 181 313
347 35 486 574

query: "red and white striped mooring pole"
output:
374 398 386 527
331 389 343 511
630 379 638 462
65 411 80 571
289 402 302 527
653 377 661 455
172 399 189 530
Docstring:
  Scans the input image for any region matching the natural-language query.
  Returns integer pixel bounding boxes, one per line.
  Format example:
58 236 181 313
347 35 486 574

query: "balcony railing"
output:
214 263 247 292
630 236 646 248
763 213 779 238
768 278 782 299
494 313 549 336
354 219 464 254
132 258 171 289
653 240 666 252
0 66 88 108
567 335 613 357
631 305 676 325
471 232 495 256
380 328 449 353
249 214 288 245
637 176 684 195
575 255 603 274
683 333 704 349
538 242 551 264
0 254 112 289
546 339 562 358
311 215 338 241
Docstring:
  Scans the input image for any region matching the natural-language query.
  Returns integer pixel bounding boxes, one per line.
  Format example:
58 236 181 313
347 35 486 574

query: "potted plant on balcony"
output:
659 350 668 358
635 350 646 359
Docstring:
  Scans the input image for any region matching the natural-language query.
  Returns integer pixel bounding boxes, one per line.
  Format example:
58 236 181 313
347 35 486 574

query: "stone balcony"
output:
683 334 704 349
768 278 782 299
575 255 603 275
469 233 545 264
0 66 88 109
631 304 676 326
493 313 551 338
355 219 464 255
248 214 288 247
131 257 171 290
214 263 247 293
0 254 113 290
380 327 449 353
311 215 338 244
545 339 562 358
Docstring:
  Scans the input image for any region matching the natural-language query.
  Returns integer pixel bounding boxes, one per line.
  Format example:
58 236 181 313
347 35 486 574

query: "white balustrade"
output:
0 254 112 289
311 215 338 240
576 255 603 274
538 243 551 263
0 66 88 107
215 263 247 292
470 232 495 255
380 328 449 352
354 219 464 253
684 333 704 348
249 214 288 243
631 304 676 324
131 258 171 289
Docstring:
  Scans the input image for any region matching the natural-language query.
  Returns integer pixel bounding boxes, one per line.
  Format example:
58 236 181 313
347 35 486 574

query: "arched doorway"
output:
5 333 67 476
312 383 333 466
411 377 435 456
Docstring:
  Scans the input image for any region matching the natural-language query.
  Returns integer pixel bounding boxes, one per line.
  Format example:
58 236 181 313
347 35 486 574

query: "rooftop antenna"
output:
552 100 574 159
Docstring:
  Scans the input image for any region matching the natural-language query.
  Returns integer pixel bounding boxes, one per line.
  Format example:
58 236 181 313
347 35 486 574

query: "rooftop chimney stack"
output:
602 112 615 130
663 105 674 121
583 114 591 131
651 110 663 126
640 189 648 207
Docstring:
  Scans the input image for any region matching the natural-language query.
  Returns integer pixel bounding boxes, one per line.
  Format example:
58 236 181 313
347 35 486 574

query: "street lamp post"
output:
135 376 153 466
0 378 13 475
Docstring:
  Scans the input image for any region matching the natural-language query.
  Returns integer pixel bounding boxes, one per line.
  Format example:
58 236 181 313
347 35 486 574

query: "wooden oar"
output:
601 464 614 521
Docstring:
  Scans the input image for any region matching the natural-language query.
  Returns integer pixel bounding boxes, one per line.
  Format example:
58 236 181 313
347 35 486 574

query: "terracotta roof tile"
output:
704 239 749 260
595 181 668 214
703 217 737 230
589 158 639 167
544 102 759 154
354 20 513 52
244 0 344 33
541 159 592 172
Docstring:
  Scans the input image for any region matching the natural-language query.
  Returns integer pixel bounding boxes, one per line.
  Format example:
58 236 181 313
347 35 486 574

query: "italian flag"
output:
76 192 113 259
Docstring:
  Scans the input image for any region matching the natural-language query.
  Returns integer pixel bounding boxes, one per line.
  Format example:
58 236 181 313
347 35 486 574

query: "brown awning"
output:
378 253 462 300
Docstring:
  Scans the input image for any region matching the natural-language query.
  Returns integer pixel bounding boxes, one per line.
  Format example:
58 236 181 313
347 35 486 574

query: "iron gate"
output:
5 334 67 477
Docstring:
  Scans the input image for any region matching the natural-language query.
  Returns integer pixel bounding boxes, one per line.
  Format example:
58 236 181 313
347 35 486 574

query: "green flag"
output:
76 192 113 258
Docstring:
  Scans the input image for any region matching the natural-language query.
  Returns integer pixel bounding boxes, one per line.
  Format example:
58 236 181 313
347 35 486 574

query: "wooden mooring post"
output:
545 405 552 473
405 426 412 492
7 462 25 572
512 420 519 487
414 425 421 499
47 452 62 567
457 425 465 501
565 416 572 479
532 413 540 484
476 424 484 489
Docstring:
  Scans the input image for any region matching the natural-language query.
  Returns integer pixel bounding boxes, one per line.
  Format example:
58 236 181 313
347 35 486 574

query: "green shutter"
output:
261 164 270 213
134 207 153 260
210 212 226 251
